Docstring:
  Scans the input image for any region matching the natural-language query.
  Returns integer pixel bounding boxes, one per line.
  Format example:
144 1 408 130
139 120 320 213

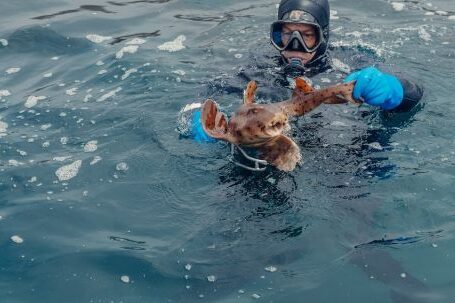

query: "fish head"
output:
229 103 289 146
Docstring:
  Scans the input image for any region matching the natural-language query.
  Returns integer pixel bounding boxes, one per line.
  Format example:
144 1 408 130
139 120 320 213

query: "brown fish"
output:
201 78 357 171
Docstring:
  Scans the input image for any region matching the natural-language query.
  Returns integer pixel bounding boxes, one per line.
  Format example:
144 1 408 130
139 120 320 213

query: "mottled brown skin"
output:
201 78 358 171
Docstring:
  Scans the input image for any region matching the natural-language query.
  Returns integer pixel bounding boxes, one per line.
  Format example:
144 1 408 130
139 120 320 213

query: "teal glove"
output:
191 110 216 143
344 67 404 110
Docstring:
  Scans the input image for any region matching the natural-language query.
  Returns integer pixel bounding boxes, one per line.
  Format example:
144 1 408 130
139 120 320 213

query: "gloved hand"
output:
191 110 216 143
344 67 404 110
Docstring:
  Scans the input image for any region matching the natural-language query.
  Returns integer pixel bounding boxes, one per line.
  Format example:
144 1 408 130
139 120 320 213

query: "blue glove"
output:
191 110 216 143
344 67 404 110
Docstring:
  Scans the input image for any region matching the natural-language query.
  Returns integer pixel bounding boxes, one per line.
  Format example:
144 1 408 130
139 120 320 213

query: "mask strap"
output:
228 144 268 172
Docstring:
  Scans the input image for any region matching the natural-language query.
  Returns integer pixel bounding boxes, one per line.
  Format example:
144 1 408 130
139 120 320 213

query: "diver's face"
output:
281 23 317 64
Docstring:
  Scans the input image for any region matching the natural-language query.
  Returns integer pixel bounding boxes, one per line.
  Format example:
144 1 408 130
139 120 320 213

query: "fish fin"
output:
295 77 314 93
258 135 301 171
243 81 257 104
201 99 231 141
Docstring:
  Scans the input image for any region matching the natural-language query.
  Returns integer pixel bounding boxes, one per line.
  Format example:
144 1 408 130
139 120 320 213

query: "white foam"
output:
435 11 448 16
0 120 7 137
449 15 455 20
0 90 11 97
98 69 107 75
17 149 27 156
43 72 53 78
391 2 405 11
120 275 130 283
53 156 72 162
121 68 137 80
8 160 22 166
172 70 186 76
29 176 37 183
11 235 24 244
96 60 104 66
55 160 82 181
418 27 432 41
0 39 7 46
207 275 216 282
86 34 112 43
157 35 186 52
116 162 129 171
90 156 102 165
368 142 383 150
6 67 21 74
126 38 146 45
98 87 122 102
331 58 351 73
66 87 78 96
25 95 46 108
265 266 277 272
115 45 139 59
182 102 201 112
60 137 68 145
83 94 92 102
84 140 98 152
40 123 52 130
330 10 339 20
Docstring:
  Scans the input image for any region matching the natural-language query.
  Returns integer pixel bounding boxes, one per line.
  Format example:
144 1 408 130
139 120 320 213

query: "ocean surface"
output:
1 0 455 302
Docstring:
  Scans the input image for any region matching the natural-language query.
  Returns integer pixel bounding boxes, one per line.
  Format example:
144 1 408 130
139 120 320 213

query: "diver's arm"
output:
388 77 423 112
345 67 423 112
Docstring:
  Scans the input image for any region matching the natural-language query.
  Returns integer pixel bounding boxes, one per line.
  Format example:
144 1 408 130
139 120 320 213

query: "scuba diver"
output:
185 0 424 166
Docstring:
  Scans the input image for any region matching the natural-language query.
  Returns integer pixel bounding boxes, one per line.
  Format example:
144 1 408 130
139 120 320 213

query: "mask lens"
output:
270 21 323 53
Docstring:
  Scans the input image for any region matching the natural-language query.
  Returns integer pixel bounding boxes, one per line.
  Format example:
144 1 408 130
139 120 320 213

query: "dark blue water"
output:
1 0 455 302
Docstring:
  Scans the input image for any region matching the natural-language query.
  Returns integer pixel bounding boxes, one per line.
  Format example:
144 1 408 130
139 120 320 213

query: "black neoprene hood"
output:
278 0 330 27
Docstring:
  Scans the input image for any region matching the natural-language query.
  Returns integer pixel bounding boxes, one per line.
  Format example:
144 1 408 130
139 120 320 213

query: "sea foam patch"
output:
115 46 139 59
391 2 405 11
0 90 11 97
25 96 46 108
55 160 82 181
86 34 112 43
0 120 8 137
0 39 7 46
6 67 21 74
98 87 122 101
121 68 137 80
158 35 186 52
84 140 98 152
